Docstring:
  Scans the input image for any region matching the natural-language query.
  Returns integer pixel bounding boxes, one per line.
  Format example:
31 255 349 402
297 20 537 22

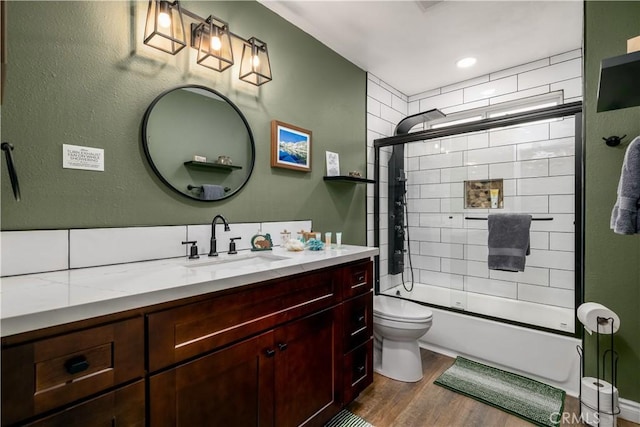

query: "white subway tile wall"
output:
70 226 187 269
1 230 70 276
1 220 313 276
367 50 581 330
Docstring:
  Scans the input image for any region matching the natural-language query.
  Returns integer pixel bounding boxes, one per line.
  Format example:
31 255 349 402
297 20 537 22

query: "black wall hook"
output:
603 134 626 147
1 142 21 201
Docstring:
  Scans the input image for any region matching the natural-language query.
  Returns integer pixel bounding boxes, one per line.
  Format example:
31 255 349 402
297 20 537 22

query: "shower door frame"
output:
373 101 583 337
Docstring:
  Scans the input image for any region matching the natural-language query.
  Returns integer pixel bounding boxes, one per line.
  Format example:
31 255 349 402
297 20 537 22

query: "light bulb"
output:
211 36 222 51
158 11 171 28
252 55 260 68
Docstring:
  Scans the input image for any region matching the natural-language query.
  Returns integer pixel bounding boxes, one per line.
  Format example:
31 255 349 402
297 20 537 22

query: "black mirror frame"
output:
141 84 256 202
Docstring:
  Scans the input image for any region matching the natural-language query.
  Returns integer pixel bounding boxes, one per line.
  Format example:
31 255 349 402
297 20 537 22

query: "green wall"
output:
0 1 367 244
584 1 640 402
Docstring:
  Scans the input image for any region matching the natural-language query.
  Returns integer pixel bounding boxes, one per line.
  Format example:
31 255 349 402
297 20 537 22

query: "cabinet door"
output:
342 340 373 405
24 380 144 427
149 331 275 427
274 307 340 427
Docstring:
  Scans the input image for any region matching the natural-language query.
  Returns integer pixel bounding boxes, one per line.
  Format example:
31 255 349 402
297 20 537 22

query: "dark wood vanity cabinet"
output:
150 308 339 427
339 262 374 404
1 258 373 427
1 317 145 426
22 381 145 427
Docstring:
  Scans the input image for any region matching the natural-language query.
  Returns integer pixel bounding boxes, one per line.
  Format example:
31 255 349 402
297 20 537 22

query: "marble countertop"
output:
0 245 378 337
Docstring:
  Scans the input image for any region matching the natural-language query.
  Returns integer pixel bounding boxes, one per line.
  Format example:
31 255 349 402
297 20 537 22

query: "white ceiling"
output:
259 0 583 97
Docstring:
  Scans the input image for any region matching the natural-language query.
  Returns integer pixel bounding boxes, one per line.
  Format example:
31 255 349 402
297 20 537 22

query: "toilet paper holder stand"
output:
577 316 620 425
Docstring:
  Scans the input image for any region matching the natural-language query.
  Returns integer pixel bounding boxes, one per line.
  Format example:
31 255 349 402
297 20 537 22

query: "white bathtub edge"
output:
416 305 581 396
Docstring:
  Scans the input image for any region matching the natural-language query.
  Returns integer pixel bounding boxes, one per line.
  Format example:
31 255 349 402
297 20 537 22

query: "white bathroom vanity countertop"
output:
0 245 378 337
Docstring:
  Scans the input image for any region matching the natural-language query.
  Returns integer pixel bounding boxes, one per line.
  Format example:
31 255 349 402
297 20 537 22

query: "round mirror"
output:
142 85 255 201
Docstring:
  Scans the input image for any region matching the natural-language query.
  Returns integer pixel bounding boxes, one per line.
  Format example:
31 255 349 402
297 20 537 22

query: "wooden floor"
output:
348 349 638 427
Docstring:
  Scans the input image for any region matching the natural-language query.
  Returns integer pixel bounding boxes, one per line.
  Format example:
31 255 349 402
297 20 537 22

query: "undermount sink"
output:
183 252 290 269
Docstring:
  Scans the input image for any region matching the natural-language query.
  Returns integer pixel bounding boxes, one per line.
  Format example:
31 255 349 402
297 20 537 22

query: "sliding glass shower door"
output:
375 106 581 333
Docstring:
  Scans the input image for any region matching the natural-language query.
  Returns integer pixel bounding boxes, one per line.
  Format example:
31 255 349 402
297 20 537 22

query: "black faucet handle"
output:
228 237 241 255
181 241 200 260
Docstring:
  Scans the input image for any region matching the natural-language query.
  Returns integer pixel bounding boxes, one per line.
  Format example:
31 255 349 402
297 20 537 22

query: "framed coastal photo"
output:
325 151 340 176
271 120 312 172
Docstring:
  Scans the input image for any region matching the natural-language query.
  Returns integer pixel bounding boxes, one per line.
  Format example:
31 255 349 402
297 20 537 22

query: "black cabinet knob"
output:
277 342 288 351
65 355 89 375
265 348 276 357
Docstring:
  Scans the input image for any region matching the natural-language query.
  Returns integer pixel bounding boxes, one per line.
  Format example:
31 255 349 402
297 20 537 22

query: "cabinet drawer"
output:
1 317 144 426
342 339 373 405
342 292 373 353
342 261 372 299
23 380 145 427
148 269 338 372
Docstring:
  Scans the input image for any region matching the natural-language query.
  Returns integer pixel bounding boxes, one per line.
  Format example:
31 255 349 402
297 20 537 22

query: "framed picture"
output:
271 120 312 172
325 151 340 176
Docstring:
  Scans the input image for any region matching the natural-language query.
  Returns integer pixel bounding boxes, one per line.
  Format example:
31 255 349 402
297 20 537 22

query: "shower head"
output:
394 108 446 135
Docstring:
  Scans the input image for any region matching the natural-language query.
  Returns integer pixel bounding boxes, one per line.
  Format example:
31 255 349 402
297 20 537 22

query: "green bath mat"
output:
434 357 565 427
325 409 374 427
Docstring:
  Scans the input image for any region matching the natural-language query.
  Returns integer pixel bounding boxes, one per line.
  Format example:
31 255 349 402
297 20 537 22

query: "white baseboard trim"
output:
619 398 640 424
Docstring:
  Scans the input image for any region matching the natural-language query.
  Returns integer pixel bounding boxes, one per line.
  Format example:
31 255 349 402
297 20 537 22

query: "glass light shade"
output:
144 0 186 55
239 38 272 86
195 17 233 72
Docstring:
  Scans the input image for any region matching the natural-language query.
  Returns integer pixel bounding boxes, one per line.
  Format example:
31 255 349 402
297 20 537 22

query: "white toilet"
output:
373 295 433 382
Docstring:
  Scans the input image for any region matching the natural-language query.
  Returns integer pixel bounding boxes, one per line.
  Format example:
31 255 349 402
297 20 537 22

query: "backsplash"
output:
0 220 312 277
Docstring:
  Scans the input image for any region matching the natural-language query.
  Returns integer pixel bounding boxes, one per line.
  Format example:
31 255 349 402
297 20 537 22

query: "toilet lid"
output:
374 295 433 323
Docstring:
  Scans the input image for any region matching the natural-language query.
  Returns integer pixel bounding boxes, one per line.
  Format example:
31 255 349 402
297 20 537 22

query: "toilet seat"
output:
374 295 433 324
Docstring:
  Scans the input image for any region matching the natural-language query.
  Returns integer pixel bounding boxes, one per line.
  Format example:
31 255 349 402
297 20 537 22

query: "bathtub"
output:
382 283 581 396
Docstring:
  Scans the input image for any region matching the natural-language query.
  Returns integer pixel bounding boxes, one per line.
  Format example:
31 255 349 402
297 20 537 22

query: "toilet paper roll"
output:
581 377 618 413
577 302 620 334
581 402 617 427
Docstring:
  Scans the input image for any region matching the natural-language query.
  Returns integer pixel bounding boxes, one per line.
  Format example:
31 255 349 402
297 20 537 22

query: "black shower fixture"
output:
394 108 446 135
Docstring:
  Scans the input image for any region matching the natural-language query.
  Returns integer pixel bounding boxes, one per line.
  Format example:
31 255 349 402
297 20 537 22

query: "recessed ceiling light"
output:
456 57 477 68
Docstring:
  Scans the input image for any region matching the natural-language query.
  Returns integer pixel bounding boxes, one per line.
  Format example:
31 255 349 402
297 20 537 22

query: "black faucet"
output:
209 214 230 257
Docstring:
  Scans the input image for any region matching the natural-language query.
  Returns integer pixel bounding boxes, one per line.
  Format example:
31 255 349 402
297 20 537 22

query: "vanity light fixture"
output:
143 0 272 86
144 0 186 55
239 37 272 86
193 16 233 72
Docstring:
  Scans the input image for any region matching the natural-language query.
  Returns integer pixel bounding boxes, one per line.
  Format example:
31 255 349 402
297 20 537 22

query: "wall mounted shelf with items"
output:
183 161 242 171
323 176 375 184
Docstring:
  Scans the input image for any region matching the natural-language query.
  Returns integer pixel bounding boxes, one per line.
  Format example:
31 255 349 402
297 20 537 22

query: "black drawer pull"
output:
357 315 365 323
65 355 89 375
356 365 365 374
278 342 288 351
265 348 276 357
356 274 365 282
